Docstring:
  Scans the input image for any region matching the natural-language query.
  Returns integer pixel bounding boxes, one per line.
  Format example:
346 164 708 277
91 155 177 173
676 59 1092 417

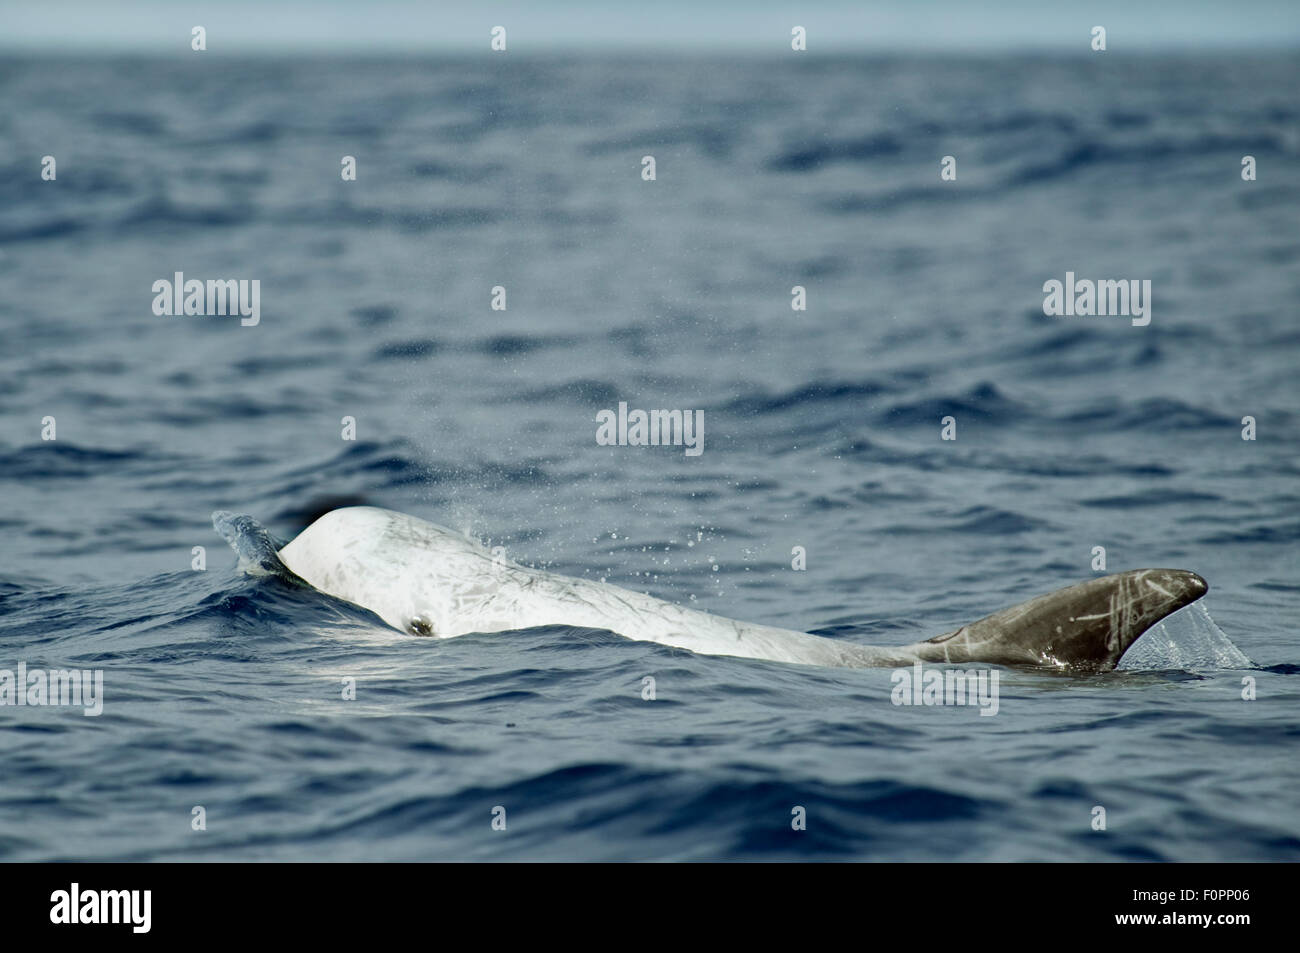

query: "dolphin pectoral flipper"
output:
212 510 306 583
906 569 1209 672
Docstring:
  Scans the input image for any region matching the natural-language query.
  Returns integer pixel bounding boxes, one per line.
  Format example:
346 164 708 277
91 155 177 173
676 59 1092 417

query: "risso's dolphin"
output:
213 506 1208 672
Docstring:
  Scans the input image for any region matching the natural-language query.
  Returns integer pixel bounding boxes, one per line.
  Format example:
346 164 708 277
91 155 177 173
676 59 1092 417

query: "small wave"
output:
117 193 257 230
478 333 571 356
0 443 148 481
1080 489 1222 509
1012 134 1290 185
90 110 167 136
879 382 1025 427
722 379 895 416
882 505 1049 536
767 133 903 172
513 378 624 405
372 338 440 361
1062 397 1239 432
1198 521 1300 545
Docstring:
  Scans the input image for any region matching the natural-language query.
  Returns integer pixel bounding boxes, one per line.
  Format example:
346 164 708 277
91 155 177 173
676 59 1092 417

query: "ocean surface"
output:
1 52 1297 862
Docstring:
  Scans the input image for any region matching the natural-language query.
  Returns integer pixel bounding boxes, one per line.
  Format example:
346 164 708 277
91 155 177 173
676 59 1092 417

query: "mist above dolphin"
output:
213 506 1208 673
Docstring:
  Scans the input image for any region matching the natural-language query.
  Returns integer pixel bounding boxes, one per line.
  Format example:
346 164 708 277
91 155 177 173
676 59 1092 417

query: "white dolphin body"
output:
215 506 1209 672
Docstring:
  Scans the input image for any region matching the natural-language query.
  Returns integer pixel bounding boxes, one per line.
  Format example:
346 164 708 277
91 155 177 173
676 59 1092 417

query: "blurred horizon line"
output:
4 0 1298 54
3 44 1298 57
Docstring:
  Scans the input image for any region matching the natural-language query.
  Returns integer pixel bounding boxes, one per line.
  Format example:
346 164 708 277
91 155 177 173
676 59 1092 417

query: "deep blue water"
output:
1 53 1298 861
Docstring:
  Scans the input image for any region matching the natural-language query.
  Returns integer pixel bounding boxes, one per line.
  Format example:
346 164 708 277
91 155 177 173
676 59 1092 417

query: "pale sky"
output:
2 0 1298 52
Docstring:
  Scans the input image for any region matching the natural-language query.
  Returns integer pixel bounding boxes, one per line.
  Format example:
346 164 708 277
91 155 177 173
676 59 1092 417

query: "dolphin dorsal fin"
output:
911 569 1208 671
